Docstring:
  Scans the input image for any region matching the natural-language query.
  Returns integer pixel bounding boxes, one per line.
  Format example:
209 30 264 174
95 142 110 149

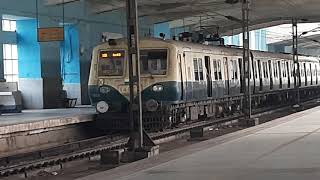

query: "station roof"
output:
46 0 320 35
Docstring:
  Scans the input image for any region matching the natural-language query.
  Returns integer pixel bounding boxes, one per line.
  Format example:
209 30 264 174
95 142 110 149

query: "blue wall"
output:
60 25 80 84
16 19 41 78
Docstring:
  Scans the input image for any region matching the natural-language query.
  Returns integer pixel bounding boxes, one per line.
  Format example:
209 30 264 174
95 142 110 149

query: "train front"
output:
88 38 180 130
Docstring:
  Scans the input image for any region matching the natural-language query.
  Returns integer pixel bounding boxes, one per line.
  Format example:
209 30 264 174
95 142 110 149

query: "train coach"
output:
88 37 320 130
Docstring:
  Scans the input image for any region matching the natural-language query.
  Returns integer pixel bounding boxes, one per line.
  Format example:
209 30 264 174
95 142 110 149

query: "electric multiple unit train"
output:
88 37 320 130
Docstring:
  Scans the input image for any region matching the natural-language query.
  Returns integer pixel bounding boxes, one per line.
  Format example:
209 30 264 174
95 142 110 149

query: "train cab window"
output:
193 58 199 81
198 58 204 80
140 49 168 75
98 50 124 76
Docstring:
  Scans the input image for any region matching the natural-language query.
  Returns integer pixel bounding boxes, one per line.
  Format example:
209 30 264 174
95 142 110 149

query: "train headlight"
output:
96 101 109 113
145 99 159 112
152 85 163 92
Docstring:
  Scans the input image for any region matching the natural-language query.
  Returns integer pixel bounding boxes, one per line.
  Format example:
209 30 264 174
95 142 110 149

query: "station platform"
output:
0 106 96 156
79 106 320 180
0 106 95 134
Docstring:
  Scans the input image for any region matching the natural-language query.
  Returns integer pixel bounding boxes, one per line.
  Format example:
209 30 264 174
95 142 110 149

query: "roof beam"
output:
45 0 80 6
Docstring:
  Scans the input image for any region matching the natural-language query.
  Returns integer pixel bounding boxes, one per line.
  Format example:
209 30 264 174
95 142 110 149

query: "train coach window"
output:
140 49 168 75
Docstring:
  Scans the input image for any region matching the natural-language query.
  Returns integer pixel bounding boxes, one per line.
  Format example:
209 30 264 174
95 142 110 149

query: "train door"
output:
310 63 313 85
238 58 244 93
286 61 290 88
268 60 273 90
205 56 213 97
315 64 318 85
179 54 186 100
223 57 230 95
282 61 288 89
304 63 307 86
278 61 282 89
258 60 263 91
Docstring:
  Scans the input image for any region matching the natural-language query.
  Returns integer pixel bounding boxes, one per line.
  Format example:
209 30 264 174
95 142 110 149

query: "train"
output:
88 37 320 130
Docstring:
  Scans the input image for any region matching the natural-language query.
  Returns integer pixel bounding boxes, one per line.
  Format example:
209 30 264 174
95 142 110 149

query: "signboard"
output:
38 27 64 42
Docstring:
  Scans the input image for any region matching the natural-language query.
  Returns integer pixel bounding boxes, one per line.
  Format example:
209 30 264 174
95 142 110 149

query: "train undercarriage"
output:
95 86 320 132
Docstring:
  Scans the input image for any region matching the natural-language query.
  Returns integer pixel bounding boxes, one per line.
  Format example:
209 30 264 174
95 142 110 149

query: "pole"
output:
292 19 300 106
242 0 252 118
126 0 143 149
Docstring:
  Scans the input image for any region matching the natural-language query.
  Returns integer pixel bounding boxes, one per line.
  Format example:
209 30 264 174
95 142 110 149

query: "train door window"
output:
286 61 290 77
278 61 281 78
309 63 312 77
230 60 234 79
254 61 258 79
282 62 287 78
262 62 267 78
265 62 268 78
193 58 199 81
234 60 238 79
273 61 278 78
290 62 294 77
301 63 305 77
268 60 272 78
315 64 318 84
217 59 222 80
198 58 204 80
213 60 218 80
258 60 262 79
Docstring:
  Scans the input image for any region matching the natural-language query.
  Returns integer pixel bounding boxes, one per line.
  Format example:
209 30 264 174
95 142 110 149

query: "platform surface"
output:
0 106 95 127
0 106 96 135
79 106 320 180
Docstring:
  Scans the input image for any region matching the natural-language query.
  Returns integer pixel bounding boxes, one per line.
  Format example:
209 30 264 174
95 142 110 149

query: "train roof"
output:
96 37 320 62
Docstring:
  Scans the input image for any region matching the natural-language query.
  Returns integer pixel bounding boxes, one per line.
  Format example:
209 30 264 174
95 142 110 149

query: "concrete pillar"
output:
61 24 82 104
0 17 4 81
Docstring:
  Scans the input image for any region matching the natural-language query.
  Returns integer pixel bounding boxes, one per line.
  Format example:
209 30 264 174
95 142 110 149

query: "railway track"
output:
0 99 319 178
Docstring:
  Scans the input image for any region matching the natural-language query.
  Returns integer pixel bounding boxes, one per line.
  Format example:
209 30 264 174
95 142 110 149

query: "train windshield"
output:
140 49 168 75
98 50 124 76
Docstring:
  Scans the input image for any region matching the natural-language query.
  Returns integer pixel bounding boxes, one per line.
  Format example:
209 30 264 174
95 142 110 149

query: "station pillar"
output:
242 0 252 119
292 19 300 107
60 25 82 105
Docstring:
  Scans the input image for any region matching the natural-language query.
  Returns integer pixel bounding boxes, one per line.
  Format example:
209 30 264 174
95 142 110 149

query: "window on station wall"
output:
3 44 19 82
2 19 16 32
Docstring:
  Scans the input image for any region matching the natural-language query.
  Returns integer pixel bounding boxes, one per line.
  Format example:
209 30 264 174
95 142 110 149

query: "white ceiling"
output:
45 0 320 35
